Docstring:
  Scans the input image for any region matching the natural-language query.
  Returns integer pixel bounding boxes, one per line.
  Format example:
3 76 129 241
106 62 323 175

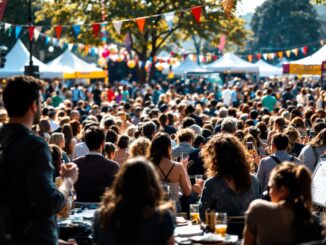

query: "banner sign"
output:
0 0 8 21
283 64 321 75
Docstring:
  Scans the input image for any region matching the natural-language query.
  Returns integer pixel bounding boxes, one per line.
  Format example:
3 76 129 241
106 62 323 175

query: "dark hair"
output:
182 117 196 128
69 119 80 137
272 133 289 151
117 135 130 149
85 126 105 150
202 134 251 192
98 157 165 243
194 135 205 148
62 124 73 155
142 121 156 140
313 122 326 135
3 76 43 117
149 133 172 166
158 113 168 127
104 142 116 157
106 129 118 145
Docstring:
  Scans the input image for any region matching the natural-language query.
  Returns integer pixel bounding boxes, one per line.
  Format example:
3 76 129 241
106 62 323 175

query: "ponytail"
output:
295 165 312 212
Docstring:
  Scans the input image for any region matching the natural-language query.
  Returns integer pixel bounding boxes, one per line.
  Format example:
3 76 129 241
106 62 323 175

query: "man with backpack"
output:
257 133 302 191
0 76 78 244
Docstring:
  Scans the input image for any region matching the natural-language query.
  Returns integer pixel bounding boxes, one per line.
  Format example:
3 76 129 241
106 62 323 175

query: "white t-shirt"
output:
222 89 232 106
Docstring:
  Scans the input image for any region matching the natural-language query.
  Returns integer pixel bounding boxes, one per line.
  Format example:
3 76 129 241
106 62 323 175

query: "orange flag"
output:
135 18 146 32
277 51 283 59
247 55 253 62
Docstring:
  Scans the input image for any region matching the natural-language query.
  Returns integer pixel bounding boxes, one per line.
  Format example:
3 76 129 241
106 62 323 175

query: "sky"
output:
236 0 266 15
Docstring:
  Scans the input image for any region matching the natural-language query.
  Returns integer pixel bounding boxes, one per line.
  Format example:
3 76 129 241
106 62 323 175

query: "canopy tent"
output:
276 57 289 67
205 53 259 73
172 56 210 75
47 49 106 79
0 39 62 78
284 45 326 75
255 60 282 77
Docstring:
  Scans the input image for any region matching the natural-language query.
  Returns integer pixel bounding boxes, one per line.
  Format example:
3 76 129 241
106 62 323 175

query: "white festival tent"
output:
0 39 62 78
205 53 259 73
47 49 103 73
255 60 283 77
290 45 326 65
172 56 211 75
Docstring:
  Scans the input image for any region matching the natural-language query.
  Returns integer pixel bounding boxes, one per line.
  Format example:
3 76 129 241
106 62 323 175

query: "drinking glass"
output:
215 212 228 236
195 175 203 184
189 204 200 224
181 152 189 161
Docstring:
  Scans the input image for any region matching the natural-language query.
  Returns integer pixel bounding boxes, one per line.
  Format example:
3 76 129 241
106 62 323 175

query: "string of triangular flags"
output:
246 40 325 62
0 0 234 42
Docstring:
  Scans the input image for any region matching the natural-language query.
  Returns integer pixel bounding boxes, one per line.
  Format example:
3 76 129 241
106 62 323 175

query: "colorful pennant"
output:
15 26 22 38
191 6 202 24
92 23 101 37
55 25 63 39
72 25 81 38
135 18 146 32
113 21 123 35
164 12 175 31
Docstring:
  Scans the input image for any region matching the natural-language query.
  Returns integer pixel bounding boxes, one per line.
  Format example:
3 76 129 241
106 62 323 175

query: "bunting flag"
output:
247 54 253 62
302 46 308 55
191 6 202 24
277 51 283 59
292 48 299 56
135 18 146 32
164 12 175 31
285 50 291 58
270 53 275 59
55 25 62 39
256 53 262 60
113 21 123 35
262 53 268 60
15 26 22 38
92 23 101 37
72 25 81 38
4 23 10 32
222 0 234 18
45 36 51 45
321 40 325 46
125 32 132 52
218 34 226 52
34 26 42 40
68 43 74 51
0 0 8 21
28 26 35 41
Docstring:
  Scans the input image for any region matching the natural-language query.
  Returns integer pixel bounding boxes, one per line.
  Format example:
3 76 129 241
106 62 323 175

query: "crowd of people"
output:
1 74 326 245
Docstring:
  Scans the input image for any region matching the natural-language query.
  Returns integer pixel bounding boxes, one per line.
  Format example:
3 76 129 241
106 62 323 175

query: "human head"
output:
98 157 164 240
129 137 151 158
142 121 156 140
85 126 105 151
149 133 172 165
202 134 251 192
177 128 195 144
309 128 326 148
62 123 73 154
104 142 116 160
221 117 237 134
3 75 43 124
272 133 289 151
49 132 65 149
49 144 62 177
117 135 130 150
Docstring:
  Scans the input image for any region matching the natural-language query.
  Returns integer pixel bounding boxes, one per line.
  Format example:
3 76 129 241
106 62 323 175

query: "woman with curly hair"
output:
93 157 175 245
199 134 261 220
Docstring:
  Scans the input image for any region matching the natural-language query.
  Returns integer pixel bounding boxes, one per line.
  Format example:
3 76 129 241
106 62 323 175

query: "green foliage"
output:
251 0 321 51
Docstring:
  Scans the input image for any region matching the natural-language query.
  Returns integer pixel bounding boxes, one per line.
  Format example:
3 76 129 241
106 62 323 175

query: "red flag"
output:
191 6 202 24
0 0 8 21
218 34 226 52
28 26 35 41
55 25 62 39
256 53 262 60
302 46 308 55
92 23 101 37
135 18 146 32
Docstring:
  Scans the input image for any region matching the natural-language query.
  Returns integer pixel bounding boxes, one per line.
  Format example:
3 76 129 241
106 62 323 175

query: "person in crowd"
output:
267 116 287 145
199 134 261 220
172 128 196 159
104 142 116 161
38 118 51 142
150 133 192 209
159 113 177 135
0 75 78 244
62 123 77 160
243 162 324 245
299 128 326 172
114 135 130 165
261 88 277 112
93 157 175 245
49 132 70 163
284 125 305 157
73 126 119 202
129 136 151 158
221 117 237 134
257 133 302 191
142 121 157 140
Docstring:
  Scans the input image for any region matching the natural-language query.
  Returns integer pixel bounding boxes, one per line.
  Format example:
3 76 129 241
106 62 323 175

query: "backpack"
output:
0 129 29 243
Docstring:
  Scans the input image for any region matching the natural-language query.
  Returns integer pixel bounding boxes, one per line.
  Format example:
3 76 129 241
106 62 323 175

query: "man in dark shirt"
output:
0 75 78 245
74 126 120 202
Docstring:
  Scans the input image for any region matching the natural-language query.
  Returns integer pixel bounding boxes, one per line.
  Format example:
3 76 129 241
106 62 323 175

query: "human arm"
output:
179 163 192 197
256 159 266 191
242 225 255 245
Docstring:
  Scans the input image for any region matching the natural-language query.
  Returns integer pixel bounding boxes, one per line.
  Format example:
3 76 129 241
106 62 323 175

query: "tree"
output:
34 0 249 83
251 0 320 52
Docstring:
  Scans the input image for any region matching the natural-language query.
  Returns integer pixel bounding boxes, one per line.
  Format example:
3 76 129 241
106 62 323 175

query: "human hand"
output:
181 157 189 169
60 163 79 184
192 182 204 194
59 239 77 245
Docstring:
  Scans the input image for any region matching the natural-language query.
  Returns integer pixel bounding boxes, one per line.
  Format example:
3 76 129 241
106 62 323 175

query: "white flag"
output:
113 21 123 35
262 53 268 60
68 43 74 51
164 12 175 31
34 26 42 41
4 23 10 32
